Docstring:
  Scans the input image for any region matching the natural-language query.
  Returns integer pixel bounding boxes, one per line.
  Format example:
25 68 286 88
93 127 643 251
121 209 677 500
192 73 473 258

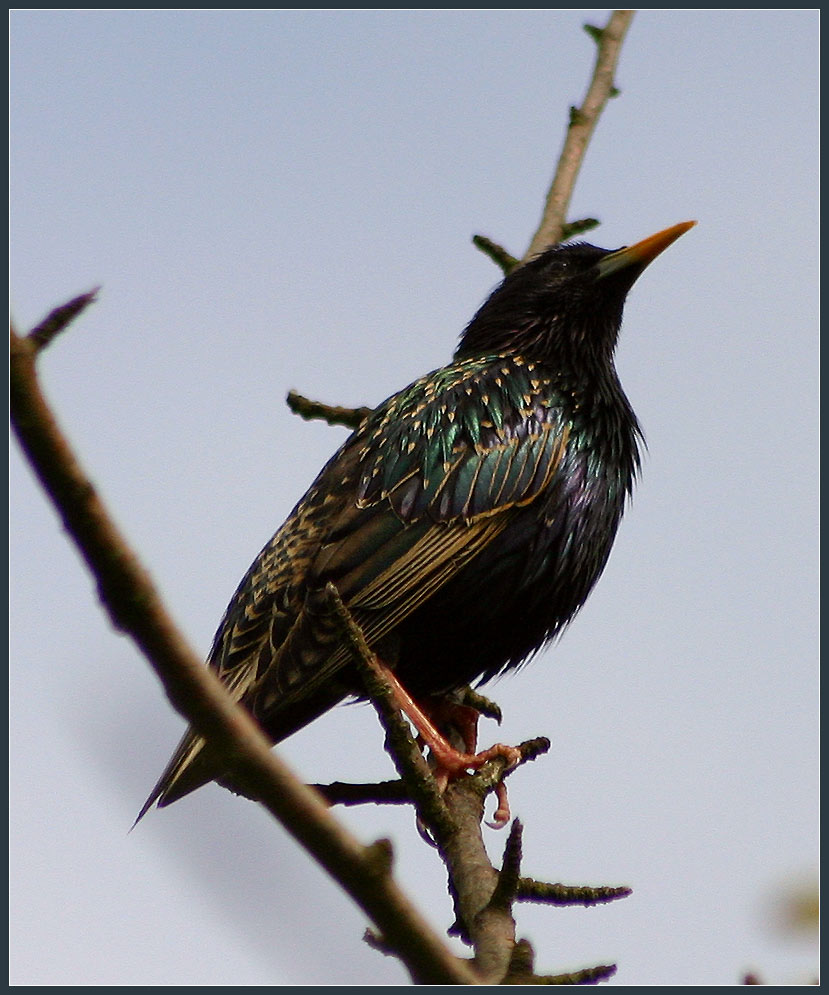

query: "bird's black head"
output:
456 222 695 367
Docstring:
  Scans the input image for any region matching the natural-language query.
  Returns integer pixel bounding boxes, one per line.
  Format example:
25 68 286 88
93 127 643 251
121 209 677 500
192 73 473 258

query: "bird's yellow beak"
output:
596 220 697 279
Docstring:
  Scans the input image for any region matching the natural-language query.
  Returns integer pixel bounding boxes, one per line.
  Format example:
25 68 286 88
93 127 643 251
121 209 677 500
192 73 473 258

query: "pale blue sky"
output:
10 9 818 986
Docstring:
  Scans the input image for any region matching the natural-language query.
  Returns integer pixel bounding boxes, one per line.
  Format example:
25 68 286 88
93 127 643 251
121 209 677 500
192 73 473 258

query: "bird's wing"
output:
255 357 570 714
139 358 570 814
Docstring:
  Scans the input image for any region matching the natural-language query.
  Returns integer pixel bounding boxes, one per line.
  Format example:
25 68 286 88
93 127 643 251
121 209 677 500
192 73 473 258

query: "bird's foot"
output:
377 664 520 827
427 736 520 830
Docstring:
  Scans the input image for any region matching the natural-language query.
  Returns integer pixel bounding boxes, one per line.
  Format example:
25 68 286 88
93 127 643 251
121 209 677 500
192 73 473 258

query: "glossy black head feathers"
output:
457 221 696 364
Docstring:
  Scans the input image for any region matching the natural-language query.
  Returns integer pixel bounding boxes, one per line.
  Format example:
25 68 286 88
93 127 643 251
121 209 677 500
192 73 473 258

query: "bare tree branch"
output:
559 217 601 241
516 878 632 907
509 963 618 986
471 234 521 275
286 389 372 429
25 287 101 351
524 10 635 259
298 8 635 426
312 779 411 806
323 583 572 983
9 316 478 986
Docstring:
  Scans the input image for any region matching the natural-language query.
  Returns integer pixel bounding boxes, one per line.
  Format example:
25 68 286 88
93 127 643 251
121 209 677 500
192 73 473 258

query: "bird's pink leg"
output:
377 662 520 827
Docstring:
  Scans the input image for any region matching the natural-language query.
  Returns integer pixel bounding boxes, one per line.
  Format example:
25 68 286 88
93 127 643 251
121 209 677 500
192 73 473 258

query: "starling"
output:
138 220 695 820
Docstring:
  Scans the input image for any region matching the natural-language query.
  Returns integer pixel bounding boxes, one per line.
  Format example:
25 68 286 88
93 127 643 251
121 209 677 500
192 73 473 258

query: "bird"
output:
138 220 695 822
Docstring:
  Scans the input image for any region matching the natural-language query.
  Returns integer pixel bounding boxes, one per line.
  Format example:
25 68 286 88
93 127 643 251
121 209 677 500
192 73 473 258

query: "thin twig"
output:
471 235 520 275
560 217 600 241
286 389 372 429
488 820 524 911
292 12 633 429
457 686 503 724
517 878 632 906
323 583 455 837
507 963 618 986
524 10 635 259
26 288 100 352
312 779 411 807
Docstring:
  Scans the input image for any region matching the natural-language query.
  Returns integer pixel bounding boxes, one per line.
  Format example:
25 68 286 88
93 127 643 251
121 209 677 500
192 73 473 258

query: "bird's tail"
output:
133 590 357 826
133 729 216 827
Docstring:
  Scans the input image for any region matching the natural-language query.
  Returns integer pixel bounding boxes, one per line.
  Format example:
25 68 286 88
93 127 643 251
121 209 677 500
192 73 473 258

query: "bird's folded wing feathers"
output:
139 362 571 813
256 385 571 708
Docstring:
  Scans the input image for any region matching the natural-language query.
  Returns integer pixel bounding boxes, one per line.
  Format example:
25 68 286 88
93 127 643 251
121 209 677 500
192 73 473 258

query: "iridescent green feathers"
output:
142 354 573 813
356 355 570 523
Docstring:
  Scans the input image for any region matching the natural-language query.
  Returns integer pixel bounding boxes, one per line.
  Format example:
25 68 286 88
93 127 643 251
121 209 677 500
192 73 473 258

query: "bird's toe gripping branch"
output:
324 582 527 828
378 670 523 828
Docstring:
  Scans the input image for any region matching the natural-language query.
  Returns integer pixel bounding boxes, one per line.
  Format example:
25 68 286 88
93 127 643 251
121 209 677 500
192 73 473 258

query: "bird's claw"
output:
486 782 511 829
428 742 519 830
